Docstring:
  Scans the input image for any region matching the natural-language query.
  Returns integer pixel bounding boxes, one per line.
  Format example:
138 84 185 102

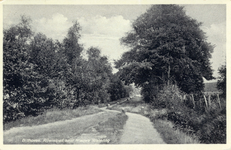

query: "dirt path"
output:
4 103 166 144
4 111 118 144
119 112 165 144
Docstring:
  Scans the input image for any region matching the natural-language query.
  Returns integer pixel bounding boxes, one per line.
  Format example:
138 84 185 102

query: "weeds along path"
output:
119 112 165 144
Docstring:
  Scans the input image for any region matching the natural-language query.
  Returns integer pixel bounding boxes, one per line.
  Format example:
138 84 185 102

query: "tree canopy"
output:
115 5 214 96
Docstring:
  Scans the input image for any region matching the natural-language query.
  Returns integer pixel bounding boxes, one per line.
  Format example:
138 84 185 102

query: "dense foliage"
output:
107 74 130 101
153 85 226 143
115 5 214 103
3 16 129 123
217 65 226 98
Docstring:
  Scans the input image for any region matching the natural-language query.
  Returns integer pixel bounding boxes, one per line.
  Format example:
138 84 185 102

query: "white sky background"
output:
3 5 226 80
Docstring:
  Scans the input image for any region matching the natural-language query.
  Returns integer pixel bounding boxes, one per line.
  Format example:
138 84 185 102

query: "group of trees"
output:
115 5 220 102
4 5 226 124
3 16 130 123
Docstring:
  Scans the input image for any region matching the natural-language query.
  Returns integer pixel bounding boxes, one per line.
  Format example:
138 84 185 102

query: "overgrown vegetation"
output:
149 84 226 143
3 16 131 124
151 119 200 144
217 65 226 98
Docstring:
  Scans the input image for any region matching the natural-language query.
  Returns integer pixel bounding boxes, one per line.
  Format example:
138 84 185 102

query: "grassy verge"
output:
149 85 226 144
4 105 102 131
94 112 128 144
150 118 199 144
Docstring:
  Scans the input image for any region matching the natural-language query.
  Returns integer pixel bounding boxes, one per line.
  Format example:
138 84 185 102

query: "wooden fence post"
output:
203 95 208 110
217 94 221 109
208 94 211 107
183 94 186 101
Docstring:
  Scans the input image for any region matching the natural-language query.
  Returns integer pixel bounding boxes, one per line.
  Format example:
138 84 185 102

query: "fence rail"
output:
174 91 223 112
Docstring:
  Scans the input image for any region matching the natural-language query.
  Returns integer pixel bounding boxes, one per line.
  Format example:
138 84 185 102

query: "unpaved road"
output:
4 111 118 144
4 103 165 144
119 112 165 144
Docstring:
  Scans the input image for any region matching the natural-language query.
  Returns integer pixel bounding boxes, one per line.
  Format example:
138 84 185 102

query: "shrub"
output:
152 84 226 143
217 65 226 98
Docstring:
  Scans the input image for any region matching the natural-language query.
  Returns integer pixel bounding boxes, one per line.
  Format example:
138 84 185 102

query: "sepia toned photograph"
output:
2 1 228 147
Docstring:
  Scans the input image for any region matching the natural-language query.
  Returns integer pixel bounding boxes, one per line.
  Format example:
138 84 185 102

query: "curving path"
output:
4 103 166 144
4 111 118 144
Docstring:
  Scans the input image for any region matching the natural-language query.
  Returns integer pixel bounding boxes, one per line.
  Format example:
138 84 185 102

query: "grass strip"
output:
151 119 200 144
94 112 128 144
4 106 102 131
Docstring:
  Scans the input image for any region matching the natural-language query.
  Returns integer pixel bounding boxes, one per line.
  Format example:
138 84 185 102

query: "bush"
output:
152 84 226 143
141 83 160 104
217 65 226 98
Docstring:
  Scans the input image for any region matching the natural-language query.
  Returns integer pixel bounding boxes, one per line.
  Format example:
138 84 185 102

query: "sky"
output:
3 4 226 80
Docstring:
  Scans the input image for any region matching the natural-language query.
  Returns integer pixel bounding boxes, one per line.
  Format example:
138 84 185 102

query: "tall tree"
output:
115 5 214 95
85 47 112 104
28 33 66 109
3 16 33 98
3 16 36 121
62 21 85 108
63 21 83 65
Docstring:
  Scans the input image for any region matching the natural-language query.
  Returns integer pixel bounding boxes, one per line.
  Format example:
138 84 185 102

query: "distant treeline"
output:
204 82 218 92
